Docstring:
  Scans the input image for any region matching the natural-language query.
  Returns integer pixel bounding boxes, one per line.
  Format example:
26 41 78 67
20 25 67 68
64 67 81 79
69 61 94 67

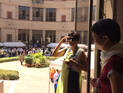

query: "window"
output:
77 8 83 22
45 30 56 44
18 32 26 41
18 29 29 42
83 31 88 44
7 34 12 42
84 7 88 21
77 7 88 22
61 15 66 22
32 8 43 21
32 30 43 46
77 31 82 43
19 6 30 20
46 8 56 22
7 11 12 19
32 0 44 4
71 8 75 22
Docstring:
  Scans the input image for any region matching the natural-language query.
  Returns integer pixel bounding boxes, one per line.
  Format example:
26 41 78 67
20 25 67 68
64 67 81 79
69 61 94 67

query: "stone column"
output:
43 8 46 21
1 28 6 42
15 29 18 42
29 30 32 41
30 7 33 21
42 30 45 47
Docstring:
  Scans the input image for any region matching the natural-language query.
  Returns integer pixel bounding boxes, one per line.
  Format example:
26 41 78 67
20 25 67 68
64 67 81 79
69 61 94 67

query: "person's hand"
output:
61 36 69 43
64 59 77 66
65 59 82 72
69 59 78 64
90 78 99 87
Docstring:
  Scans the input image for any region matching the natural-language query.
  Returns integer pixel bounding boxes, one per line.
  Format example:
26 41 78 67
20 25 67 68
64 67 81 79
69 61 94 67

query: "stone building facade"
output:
0 0 96 47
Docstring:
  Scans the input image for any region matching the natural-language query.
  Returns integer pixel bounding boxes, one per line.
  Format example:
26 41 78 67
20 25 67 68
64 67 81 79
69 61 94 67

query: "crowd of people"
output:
0 48 24 57
0 47 53 58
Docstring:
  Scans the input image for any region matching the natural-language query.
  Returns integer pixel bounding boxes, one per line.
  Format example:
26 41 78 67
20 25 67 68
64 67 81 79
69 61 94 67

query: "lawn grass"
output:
0 56 19 63
0 69 19 80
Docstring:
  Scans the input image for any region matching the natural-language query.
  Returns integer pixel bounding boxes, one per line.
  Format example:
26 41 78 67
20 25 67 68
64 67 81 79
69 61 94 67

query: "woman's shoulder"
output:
107 55 123 74
109 55 123 64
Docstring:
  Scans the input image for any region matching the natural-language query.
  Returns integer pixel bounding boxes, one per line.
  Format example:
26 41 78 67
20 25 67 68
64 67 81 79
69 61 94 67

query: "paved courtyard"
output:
0 51 95 93
0 61 54 93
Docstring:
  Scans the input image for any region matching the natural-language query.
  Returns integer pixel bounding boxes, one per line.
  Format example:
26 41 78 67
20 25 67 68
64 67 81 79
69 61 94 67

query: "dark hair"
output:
91 19 121 43
20 51 24 55
68 31 80 41
56 69 59 72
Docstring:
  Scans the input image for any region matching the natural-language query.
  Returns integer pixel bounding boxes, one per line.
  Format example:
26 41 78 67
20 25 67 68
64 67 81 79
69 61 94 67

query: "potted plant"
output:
25 55 33 67
35 58 41 68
